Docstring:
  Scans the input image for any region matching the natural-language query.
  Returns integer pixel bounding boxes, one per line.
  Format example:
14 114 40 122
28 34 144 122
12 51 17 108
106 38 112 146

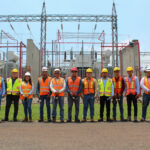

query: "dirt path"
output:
0 122 150 150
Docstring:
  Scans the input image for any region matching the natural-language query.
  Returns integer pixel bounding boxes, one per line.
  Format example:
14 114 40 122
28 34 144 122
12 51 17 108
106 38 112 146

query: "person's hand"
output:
2 94 5 98
136 94 140 99
37 95 40 99
94 95 97 99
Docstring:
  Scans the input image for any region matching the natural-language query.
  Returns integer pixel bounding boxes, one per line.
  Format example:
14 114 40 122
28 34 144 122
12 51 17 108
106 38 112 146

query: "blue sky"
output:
0 0 150 52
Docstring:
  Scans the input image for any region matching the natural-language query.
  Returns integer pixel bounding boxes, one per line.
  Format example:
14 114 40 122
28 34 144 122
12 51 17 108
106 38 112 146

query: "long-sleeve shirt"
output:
36 76 51 95
124 75 140 95
98 77 114 97
66 77 82 95
82 77 98 96
0 77 5 95
50 77 66 93
20 82 34 95
140 77 150 93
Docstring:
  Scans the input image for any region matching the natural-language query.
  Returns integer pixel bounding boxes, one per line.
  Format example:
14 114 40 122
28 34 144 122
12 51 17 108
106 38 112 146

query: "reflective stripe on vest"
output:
98 78 112 96
7 78 22 95
144 77 150 94
68 76 81 96
126 76 136 95
51 77 65 96
39 77 51 95
83 78 95 95
112 77 123 95
20 81 33 100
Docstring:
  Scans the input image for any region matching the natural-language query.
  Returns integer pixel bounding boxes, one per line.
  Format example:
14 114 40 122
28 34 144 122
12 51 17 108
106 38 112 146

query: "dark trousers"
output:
100 96 110 119
113 95 124 119
5 94 19 120
68 95 80 120
127 94 137 118
142 94 150 119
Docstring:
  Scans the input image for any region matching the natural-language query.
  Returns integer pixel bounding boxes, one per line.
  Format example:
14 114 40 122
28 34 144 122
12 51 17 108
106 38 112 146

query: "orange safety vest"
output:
144 77 150 94
112 77 123 95
83 77 95 95
126 76 136 96
68 76 81 96
20 82 33 100
51 77 65 96
38 76 52 96
0 77 2 91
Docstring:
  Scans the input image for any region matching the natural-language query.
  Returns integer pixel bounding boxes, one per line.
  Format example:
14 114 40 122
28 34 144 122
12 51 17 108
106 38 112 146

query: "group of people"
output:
0 66 150 123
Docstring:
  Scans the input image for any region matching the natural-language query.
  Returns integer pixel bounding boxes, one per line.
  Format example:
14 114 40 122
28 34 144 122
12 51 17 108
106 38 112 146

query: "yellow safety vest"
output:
98 78 112 96
7 78 22 95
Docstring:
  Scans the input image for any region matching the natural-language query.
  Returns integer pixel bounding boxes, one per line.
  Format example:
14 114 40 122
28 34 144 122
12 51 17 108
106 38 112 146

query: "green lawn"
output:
0 103 150 121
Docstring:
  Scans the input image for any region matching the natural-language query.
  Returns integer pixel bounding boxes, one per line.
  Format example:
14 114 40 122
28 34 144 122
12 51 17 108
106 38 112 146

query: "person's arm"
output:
94 79 98 97
111 81 114 97
66 79 71 94
20 84 23 95
81 79 84 97
135 77 140 95
124 77 127 94
59 80 66 93
29 84 34 95
140 77 149 92
97 79 100 97
36 81 40 95
50 79 57 93
122 78 125 93
2 78 6 95
76 79 82 95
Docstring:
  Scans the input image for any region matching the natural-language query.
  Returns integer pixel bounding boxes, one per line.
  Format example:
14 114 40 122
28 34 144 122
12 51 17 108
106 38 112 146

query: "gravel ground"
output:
0 122 150 150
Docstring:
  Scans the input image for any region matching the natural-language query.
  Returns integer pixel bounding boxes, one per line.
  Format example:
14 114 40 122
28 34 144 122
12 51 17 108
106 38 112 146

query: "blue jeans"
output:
40 95 51 119
113 95 124 119
142 94 150 119
52 96 64 120
0 94 2 110
22 98 32 118
83 94 95 118
68 95 80 120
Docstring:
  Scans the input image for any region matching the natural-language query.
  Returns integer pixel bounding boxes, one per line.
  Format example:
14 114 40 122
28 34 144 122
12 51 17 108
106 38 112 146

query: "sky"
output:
0 0 150 52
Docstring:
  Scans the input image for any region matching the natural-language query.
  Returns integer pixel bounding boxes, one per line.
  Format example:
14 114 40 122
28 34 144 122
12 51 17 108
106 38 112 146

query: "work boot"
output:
22 117 28 122
52 117 56 123
60 119 64 123
140 118 145 122
98 118 103 122
13 118 18 122
38 117 43 122
134 117 138 123
29 117 32 122
48 118 51 122
75 118 80 123
82 118 87 122
113 118 117 122
67 118 72 123
107 118 113 122
2 118 8 122
128 116 131 122
91 117 94 122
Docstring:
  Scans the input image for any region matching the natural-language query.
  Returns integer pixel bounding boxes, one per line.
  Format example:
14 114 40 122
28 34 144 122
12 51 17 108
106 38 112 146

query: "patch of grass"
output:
0 102 149 121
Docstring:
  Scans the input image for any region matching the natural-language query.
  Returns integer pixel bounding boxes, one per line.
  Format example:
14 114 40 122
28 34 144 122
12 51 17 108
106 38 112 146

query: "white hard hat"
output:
25 72 31 76
54 69 60 72
42 67 48 72
145 68 150 72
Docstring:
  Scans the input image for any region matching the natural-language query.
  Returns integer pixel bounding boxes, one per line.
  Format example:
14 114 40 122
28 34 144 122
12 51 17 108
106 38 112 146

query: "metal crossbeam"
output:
0 15 114 22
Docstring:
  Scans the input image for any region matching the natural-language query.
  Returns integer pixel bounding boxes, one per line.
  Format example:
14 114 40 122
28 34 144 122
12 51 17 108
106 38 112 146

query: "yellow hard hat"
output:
86 68 93 73
126 67 133 72
11 69 18 73
114 67 120 72
101 68 108 73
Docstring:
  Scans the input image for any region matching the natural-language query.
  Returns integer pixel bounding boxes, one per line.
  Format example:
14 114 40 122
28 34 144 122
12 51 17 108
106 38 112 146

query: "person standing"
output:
0 75 5 122
140 69 150 121
125 67 140 122
50 69 66 123
98 68 114 122
20 72 34 122
36 67 52 122
66 67 82 123
81 68 98 122
112 67 125 121
3 69 22 122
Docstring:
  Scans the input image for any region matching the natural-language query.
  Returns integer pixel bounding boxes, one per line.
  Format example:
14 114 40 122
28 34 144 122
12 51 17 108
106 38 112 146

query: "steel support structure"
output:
0 2 118 68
